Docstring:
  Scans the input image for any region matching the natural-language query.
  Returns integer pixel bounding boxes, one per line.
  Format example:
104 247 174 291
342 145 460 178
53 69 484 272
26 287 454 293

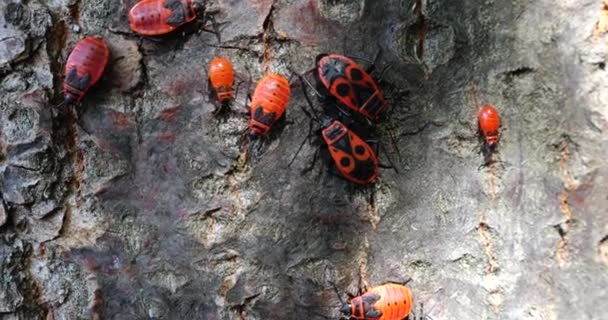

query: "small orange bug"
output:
208 57 235 104
247 73 291 137
337 281 414 320
478 104 500 149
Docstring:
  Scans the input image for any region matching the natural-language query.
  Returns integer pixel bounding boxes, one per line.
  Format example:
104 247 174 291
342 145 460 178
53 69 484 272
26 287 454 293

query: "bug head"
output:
339 303 352 316
485 135 498 149
320 117 334 130
248 128 263 139
64 94 75 106
192 1 205 16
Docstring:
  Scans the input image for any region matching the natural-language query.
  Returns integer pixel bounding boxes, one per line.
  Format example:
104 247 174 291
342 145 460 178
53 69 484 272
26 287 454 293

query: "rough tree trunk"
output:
0 0 607 319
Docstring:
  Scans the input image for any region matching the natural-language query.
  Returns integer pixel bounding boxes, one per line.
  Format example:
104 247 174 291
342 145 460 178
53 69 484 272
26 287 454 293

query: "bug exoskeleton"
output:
316 54 387 121
340 282 413 320
322 120 378 185
64 36 110 104
128 0 201 36
248 73 291 136
208 56 235 103
478 104 500 149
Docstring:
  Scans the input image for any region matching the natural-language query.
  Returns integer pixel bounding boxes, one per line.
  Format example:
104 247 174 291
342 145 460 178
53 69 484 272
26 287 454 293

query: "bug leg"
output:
347 45 383 73
301 148 320 175
232 80 245 104
198 10 225 44
380 139 399 174
357 273 367 296
288 117 315 168
374 63 393 85
384 277 413 286
237 68 254 114
288 67 324 122
386 126 403 163
420 303 424 320
329 281 347 305
76 119 92 136
241 92 253 116
369 44 383 74
368 139 399 173
142 36 163 43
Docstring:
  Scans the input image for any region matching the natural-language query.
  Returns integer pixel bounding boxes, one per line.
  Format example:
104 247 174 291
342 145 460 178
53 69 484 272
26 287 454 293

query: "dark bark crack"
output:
262 2 276 73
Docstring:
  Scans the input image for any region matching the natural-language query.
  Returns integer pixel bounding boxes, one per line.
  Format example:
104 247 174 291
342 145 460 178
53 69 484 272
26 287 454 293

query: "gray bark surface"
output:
0 0 607 319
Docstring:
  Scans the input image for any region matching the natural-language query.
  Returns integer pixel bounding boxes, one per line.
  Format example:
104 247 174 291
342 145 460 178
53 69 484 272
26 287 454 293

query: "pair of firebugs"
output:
207 57 291 137
299 54 388 185
61 0 200 104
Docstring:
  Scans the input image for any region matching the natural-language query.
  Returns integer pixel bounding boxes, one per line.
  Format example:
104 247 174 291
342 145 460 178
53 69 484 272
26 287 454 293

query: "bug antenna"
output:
287 117 314 168
470 81 480 113
376 63 392 84
379 139 399 174
329 281 346 305
287 67 322 122
296 70 324 101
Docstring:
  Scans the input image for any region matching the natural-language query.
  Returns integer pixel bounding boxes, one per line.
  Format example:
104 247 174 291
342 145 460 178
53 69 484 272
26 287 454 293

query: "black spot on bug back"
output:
252 106 276 126
164 0 187 26
66 67 91 90
350 81 376 108
340 157 351 167
351 158 376 181
337 83 350 97
354 145 365 155
350 68 363 81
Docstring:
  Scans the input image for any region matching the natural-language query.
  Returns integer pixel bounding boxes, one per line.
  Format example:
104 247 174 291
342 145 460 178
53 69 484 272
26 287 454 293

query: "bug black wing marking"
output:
350 81 376 109
66 67 91 90
164 0 187 26
322 57 379 110
252 106 276 126
327 125 376 181
362 293 382 318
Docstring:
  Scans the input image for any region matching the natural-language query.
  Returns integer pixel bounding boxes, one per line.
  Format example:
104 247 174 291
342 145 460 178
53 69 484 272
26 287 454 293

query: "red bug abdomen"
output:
322 121 378 185
64 36 110 103
479 104 500 144
128 0 196 36
367 283 413 320
208 57 235 102
249 73 291 135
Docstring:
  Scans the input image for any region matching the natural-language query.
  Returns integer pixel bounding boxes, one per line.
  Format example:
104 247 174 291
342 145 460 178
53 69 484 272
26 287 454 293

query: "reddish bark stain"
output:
287 0 327 45
571 179 594 205
38 243 47 256
94 186 109 195
111 111 133 127
157 105 180 121
157 132 177 141
165 79 187 97
250 0 274 11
